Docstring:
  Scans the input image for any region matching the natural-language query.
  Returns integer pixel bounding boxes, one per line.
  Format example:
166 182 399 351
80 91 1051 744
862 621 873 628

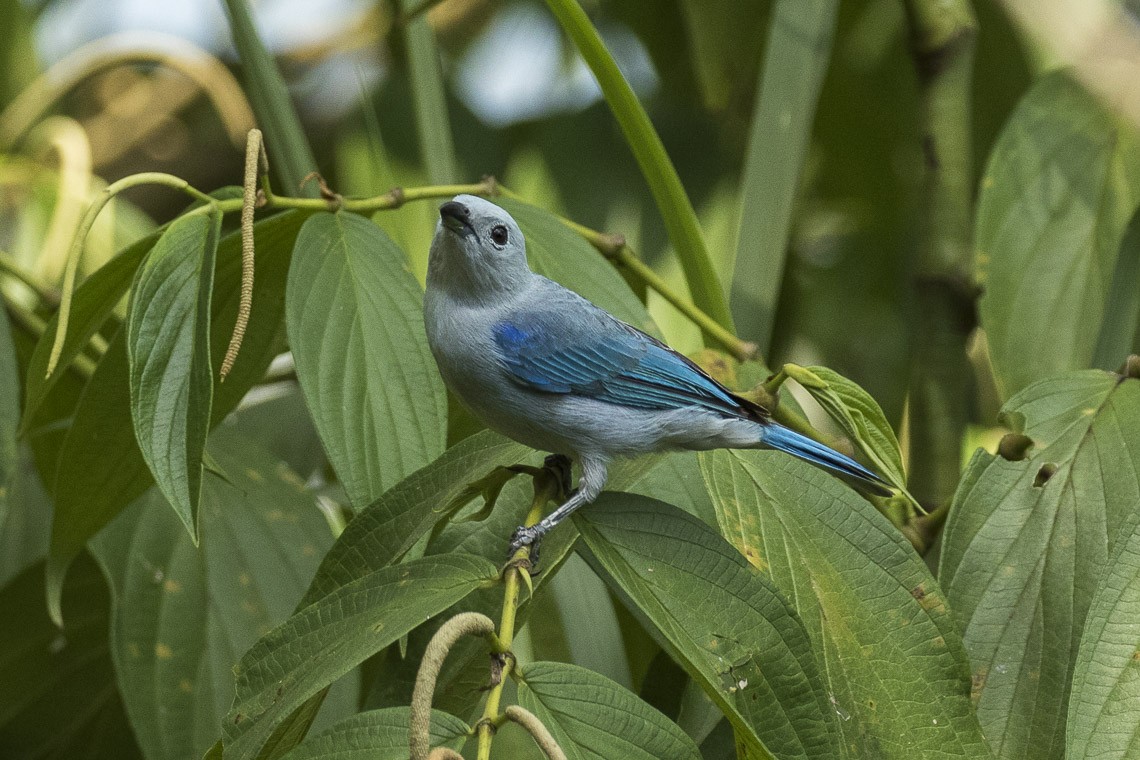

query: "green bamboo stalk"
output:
901 0 978 512
540 0 735 337
731 0 839 353
399 0 458 184
221 0 319 196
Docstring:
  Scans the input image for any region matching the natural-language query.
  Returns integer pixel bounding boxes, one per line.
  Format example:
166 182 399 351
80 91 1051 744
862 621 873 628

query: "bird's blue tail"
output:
760 424 892 497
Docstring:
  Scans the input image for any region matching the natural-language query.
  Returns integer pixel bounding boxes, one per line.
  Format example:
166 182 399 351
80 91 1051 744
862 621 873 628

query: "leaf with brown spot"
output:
90 427 353 760
941 369 1140 758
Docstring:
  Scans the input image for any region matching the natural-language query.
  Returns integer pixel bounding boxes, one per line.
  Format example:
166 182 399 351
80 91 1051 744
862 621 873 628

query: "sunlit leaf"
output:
976 73 1140 398
90 427 352 760
940 369 1140 759
280 707 467 760
221 553 496 760
575 494 839 760
126 210 221 541
700 449 992 758
519 660 701 759
286 211 446 508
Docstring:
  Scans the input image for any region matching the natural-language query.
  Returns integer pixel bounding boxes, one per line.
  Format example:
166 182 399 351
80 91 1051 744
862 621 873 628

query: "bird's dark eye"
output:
490 225 509 245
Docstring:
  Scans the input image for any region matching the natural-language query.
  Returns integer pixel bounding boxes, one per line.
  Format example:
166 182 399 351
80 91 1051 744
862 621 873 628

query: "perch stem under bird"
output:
423 195 891 558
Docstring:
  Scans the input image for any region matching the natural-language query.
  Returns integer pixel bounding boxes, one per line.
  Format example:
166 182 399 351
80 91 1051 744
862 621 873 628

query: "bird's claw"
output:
508 525 543 569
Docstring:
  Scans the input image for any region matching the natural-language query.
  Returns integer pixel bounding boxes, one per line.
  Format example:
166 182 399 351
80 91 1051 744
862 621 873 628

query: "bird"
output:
424 195 891 557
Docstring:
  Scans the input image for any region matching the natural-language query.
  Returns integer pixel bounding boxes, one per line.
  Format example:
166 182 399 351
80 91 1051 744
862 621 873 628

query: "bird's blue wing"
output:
493 305 761 419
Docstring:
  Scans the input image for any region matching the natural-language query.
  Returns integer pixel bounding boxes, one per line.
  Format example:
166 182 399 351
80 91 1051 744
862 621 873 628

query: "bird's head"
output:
428 195 531 299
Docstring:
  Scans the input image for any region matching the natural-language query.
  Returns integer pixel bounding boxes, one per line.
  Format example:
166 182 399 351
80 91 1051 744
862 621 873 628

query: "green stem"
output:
476 477 558 760
901 0 978 510
540 0 734 337
221 0 319 195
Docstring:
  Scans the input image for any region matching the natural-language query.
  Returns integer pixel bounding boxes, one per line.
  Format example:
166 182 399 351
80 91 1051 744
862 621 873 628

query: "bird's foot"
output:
507 524 544 570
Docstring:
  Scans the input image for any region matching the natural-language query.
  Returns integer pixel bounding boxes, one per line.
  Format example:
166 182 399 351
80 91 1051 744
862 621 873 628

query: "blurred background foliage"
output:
0 0 1034 428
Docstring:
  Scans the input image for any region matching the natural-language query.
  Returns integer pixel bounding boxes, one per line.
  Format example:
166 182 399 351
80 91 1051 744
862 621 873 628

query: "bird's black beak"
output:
439 201 476 237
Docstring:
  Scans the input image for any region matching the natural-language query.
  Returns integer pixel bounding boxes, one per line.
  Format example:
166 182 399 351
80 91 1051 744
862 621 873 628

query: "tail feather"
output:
760 424 892 497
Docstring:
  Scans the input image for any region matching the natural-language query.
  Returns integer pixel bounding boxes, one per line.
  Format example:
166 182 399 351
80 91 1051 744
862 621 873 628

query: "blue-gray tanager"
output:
425 195 890 555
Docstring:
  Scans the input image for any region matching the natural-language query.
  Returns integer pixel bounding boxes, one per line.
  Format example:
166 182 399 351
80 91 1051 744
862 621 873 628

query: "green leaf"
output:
0 445 51 588
0 553 142 759
286 211 446 508
495 198 656 333
126 210 221 541
221 553 496 760
21 231 150 428
575 494 838 760
1067 509 1140 760
700 449 992 759
300 430 531 606
89 427 351 760
976 73 1140 398
0 303 18 544
263 432 533 757
47 210 307 626
518 660 700 760
788 363 906 489
281 707 467 760
1093 208 1140 369
730 0 839 351
940 369 1140 759
22 188 241 430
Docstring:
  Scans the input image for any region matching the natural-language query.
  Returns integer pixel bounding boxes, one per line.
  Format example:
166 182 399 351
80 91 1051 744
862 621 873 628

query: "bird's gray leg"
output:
508 456 607 559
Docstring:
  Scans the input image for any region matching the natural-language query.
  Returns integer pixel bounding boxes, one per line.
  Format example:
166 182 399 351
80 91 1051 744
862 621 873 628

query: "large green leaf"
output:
126 210 221 541
0 303 17 544
221 553 496 760
940 369 1140 759
575 494 838 760
0 553 142 759
280 707 467 760
976 73 1140 398
518 660 701 760
700 449 991 758
1067 510 1140 760
286 211 446 509
46 210 307 625
90 427 350 760
730 0 839 352
300 430 531 606
496 198 656 334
